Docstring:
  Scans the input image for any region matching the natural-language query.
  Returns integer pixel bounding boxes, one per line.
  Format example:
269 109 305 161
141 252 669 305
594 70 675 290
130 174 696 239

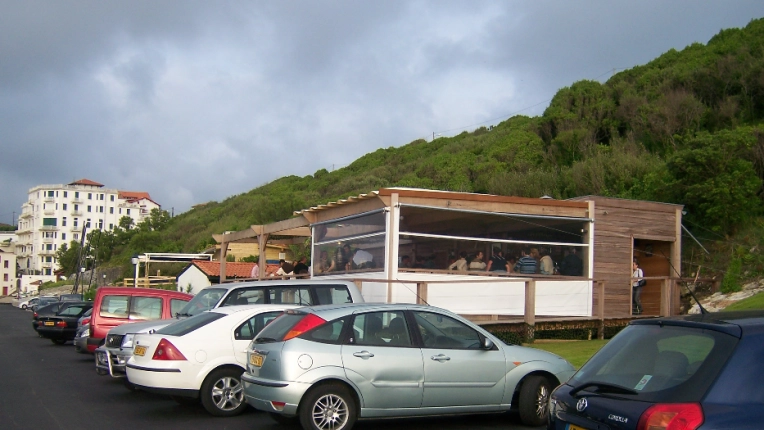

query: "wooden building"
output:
216 188 683 319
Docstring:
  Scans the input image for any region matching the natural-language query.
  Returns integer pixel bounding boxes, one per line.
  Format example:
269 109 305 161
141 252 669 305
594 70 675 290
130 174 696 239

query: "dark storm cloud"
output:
1 1 764 225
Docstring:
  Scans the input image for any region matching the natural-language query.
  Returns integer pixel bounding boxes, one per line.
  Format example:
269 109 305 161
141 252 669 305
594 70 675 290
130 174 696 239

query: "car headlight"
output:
121 334 135 348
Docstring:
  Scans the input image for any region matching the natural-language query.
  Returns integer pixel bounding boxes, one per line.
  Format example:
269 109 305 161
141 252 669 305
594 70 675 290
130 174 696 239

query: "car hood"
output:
106 318 177 335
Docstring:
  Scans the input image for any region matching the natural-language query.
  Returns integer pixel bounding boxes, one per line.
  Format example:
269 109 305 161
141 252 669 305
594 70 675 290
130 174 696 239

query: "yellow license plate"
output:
249 353 264 367
567 424 587 430
44 321 54 326
134 345 147 356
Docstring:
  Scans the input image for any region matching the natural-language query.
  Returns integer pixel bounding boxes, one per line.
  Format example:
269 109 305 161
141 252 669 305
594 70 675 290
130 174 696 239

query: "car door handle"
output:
430 354 451 362
353 351 375 359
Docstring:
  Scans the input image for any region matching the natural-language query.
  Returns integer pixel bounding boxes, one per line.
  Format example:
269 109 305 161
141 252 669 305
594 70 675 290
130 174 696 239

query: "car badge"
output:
576 398 588 412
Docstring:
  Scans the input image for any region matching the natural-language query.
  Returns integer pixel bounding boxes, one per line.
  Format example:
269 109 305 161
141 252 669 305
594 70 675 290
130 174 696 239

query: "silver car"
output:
242 303 575 430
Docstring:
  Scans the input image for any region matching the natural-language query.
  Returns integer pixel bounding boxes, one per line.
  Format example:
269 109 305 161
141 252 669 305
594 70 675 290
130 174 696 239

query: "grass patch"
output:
724 291 764 311
525 339 609 369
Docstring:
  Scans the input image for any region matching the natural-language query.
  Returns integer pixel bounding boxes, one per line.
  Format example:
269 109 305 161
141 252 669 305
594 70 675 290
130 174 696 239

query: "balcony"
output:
71 226 81 232
19 212 33 219
41 261 53 268
40 225 58 231
43 196 54 203
43 208 54 215
72 197 83 204
39 249 55 256
71 210 83 216
42 236 54 243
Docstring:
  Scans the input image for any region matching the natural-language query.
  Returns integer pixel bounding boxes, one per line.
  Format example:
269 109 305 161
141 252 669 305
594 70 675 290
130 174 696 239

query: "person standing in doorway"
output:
632 259 645 315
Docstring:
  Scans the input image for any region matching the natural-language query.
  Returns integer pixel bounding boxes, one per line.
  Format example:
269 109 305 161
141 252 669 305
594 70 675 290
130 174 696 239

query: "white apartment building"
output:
15 179 160 275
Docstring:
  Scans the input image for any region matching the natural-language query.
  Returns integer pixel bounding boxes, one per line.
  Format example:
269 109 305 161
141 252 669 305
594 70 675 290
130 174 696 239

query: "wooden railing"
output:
122 276 177 288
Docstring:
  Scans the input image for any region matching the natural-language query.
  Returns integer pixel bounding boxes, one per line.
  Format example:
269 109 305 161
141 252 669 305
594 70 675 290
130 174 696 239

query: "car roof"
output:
631 310 764 337
95 287 193 299
202 279 358 292
208 304 300 315
295 302 448 319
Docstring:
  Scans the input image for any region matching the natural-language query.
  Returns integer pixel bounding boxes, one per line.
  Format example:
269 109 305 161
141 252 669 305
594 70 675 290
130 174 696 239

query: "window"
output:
73 219 78 227
129 296 162 320
62 233 66 241
74 204 78 211
234 311 284 341
414 311 482 349
88 193 92 200
314 286 353 304
109 207 113 214
3 274 8 281
3 261 8 268
220 288 265 306
42 218 57 226
352 311 412 347
108 224 113 230
127 209 131 215
86 219 91 228
100 194 104 200
98 220 103 229
87 206 91 213
62 204 67 210
100 295 130 318
62 217 67 227
156 312 226 336
63 191 67 198
59 305 88 317
73 234 78 240
305 318 346 344
170 299 188 316
269 286 312 305
44 268 51 275
47 191 54 197
46 244 53 251
313 210 386 276
99 206 104 213
110 195 114 202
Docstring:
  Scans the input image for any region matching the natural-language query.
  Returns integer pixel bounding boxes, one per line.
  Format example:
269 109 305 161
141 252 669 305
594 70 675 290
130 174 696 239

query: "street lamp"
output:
131 255 140 288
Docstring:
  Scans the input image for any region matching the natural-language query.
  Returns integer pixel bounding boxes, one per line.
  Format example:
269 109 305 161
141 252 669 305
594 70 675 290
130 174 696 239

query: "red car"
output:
86 287 192 353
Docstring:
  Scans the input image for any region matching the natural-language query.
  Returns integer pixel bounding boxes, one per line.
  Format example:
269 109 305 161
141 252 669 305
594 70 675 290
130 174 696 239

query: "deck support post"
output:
524 280 536 342
416 282 428 304
597 280 606 339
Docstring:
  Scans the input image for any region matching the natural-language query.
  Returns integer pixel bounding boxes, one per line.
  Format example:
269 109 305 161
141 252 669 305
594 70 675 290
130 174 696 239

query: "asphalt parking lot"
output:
0 304 543 430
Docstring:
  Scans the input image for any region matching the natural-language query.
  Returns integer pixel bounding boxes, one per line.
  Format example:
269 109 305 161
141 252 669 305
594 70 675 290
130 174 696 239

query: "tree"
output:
55 242 81 276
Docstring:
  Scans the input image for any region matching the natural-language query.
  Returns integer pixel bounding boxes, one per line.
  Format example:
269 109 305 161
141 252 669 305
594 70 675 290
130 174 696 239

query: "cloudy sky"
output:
2 1 764 224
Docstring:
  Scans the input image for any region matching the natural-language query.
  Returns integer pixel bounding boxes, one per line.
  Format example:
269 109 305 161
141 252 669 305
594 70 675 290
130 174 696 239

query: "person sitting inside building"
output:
539 248 555 275
486 247 509 272
399 254 412 268
293 256 309 277
514 248 538 274
558 247 583 276
448 251 468 272
335 244 352 271
468 251 486 271
351 248 375 269
273 259 294 278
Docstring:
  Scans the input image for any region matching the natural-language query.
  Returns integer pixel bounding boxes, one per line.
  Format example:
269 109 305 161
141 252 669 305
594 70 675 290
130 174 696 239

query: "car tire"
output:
299 383 356 430
171 395 199 407
199 367 248 417
518 375 552 427
21 305 27 310
51 339 67 345
269 412 299 425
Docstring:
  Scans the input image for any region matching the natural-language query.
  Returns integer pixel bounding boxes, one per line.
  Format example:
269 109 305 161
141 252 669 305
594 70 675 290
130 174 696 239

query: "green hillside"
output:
74 18 764 288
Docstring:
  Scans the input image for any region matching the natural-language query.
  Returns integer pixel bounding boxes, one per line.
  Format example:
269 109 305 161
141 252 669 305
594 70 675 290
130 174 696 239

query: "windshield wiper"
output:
175 312 191 318
569 381 638 397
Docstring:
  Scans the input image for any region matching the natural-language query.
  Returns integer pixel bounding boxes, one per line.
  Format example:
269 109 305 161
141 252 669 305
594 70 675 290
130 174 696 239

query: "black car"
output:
548 310 764 430
30 296 59 313
36 302 94 345
32 301 72 332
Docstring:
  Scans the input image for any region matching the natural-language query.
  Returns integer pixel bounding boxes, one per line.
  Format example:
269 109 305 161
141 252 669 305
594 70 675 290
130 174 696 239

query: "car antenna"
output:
394 277 430 306
661 251 708 315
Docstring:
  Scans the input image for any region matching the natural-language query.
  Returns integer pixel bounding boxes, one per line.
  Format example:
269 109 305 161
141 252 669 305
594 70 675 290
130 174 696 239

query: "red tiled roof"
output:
69 178 104 187
191 260 281 278
118 191 152 201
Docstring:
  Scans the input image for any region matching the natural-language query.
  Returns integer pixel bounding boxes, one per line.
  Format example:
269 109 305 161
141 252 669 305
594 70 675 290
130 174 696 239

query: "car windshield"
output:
568 323 739 402
156 312 226 336
176 288 226 317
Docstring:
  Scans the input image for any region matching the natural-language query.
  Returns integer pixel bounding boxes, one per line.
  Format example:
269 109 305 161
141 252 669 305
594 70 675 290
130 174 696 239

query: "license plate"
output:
249 353 264 367
134 345 147 356
566 424 587 430
44 321 54 326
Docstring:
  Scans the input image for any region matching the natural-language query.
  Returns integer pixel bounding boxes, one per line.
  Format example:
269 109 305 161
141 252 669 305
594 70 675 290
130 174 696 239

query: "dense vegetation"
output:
81 18 764 289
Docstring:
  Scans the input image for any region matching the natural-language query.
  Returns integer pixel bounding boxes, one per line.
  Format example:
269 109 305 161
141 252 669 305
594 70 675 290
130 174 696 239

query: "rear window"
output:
254 312 309 343
156 312 226 336
569 324 738 402
177 287 226 316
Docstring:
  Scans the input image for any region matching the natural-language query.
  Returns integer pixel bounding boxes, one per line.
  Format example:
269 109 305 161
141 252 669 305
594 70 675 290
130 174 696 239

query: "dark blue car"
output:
548 310 764 430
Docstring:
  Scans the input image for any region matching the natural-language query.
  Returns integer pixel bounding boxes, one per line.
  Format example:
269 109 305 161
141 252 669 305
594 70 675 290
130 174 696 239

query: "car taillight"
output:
56 321 67 328
33 312 38 318
151 338 187 361
81 318 91 326
637 403 704 430
284 314 327 340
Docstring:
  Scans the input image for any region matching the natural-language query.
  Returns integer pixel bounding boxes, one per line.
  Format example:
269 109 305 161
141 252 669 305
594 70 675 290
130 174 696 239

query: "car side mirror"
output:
481 336 494 350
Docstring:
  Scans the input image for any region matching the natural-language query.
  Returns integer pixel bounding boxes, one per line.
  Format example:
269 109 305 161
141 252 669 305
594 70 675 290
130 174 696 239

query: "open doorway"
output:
633 239 672 315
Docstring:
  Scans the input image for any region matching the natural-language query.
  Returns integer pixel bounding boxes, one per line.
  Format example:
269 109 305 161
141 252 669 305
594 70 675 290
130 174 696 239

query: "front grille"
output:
105 334 124 348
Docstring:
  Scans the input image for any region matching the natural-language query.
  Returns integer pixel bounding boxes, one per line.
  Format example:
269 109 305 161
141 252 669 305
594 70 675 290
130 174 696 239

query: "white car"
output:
126 304 297 416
